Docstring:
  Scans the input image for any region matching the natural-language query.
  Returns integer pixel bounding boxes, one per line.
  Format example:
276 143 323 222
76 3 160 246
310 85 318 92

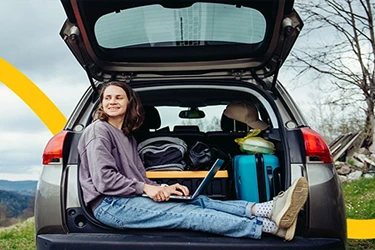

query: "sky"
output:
0 0 314 181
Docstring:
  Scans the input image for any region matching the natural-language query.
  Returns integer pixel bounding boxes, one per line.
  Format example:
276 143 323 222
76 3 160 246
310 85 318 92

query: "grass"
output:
343 177 375 219
342 177 375 250
0 217 35 250
0 178 374 250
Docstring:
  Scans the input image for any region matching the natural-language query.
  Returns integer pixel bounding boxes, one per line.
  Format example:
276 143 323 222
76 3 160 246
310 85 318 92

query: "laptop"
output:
143 158 224 201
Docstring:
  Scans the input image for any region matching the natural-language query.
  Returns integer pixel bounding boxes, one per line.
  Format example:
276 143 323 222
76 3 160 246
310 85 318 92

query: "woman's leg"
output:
188 195 254 218
192 177 309 227
93 177 308 240
94 196 263 239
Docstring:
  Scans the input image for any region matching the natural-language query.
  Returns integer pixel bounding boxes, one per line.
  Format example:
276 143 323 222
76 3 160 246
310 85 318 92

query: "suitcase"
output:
233 154 281 203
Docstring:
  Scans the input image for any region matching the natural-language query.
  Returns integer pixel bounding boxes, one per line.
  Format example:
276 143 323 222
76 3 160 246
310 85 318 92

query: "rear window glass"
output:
95 3 266 49
156 106 224 132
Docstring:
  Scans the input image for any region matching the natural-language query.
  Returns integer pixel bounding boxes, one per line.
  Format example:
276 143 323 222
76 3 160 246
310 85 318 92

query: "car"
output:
35 0 347 249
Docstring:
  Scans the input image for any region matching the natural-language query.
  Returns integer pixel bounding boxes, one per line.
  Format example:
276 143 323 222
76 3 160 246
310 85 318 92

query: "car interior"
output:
69 84 286 234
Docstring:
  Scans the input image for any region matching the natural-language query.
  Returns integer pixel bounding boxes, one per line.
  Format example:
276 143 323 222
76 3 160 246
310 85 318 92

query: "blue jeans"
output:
94 195 263 239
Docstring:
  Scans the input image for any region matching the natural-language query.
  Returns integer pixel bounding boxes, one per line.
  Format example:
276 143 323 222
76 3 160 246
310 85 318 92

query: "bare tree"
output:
289 0 375 149
182 116 221 132
306 91 364 143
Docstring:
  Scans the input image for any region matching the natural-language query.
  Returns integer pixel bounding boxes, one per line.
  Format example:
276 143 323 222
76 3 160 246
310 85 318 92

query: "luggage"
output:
233 154 281 203
186 141 232 171
138 137 188 171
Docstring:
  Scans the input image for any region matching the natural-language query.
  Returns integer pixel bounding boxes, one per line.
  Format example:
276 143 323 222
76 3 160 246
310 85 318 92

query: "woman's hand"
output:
143 183 190 202
166 183 190 198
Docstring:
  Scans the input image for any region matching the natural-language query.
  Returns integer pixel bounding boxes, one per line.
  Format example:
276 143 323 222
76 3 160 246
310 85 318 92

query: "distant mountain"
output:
0 180 37 195
0 189 34 218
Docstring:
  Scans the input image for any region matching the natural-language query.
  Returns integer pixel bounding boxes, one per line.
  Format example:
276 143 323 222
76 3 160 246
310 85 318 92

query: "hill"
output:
0 190 34 219
0 180 37 227
0 180 37 195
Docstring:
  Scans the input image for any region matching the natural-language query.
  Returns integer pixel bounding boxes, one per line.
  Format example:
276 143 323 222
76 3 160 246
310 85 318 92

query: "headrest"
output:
173 125 200 132
223 100 268 130
221 113 248 132
142 106 161 130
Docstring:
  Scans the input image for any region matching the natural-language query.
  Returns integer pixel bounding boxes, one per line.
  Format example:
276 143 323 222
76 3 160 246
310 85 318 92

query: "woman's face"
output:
102 85 129 119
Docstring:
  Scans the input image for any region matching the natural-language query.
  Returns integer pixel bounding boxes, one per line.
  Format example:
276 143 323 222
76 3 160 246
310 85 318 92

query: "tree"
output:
289 0 375 150
182 116 221 132
306 91 364 143
0 204 7 227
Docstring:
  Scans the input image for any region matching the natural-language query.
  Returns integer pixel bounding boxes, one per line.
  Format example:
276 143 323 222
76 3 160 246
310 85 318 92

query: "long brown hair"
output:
93 81 144 135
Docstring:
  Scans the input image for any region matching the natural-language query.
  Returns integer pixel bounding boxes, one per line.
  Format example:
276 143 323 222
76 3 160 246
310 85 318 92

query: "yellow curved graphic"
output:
0 58 66 135
0 58 374 239
347 219 375 239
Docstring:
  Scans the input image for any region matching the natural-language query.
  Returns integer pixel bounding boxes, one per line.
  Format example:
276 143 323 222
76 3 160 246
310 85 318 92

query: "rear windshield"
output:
95 3 266 49
157 106 224 132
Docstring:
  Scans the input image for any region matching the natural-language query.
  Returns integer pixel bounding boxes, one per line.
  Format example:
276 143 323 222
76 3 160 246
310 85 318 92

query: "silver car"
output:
35 0 347 249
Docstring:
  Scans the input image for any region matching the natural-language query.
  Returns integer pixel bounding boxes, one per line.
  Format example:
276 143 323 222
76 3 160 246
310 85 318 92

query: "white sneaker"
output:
273 217 297 241
269 177 308 228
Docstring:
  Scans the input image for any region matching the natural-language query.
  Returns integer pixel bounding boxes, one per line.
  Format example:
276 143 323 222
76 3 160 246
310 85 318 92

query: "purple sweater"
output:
78 120 157 211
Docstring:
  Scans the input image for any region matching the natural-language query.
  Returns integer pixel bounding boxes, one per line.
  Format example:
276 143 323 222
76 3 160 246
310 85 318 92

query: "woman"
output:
78 81 309 241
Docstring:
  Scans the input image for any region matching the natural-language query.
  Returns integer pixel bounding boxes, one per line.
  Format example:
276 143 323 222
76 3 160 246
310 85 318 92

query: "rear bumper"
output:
37 233 345 250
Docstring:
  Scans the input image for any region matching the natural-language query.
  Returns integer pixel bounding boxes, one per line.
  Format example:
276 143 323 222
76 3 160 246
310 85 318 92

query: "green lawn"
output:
0 178 374 250
0 217 35 250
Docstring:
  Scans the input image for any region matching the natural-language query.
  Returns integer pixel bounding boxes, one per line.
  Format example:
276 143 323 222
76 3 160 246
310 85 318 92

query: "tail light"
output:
300 127 333 163
42 130 69 164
